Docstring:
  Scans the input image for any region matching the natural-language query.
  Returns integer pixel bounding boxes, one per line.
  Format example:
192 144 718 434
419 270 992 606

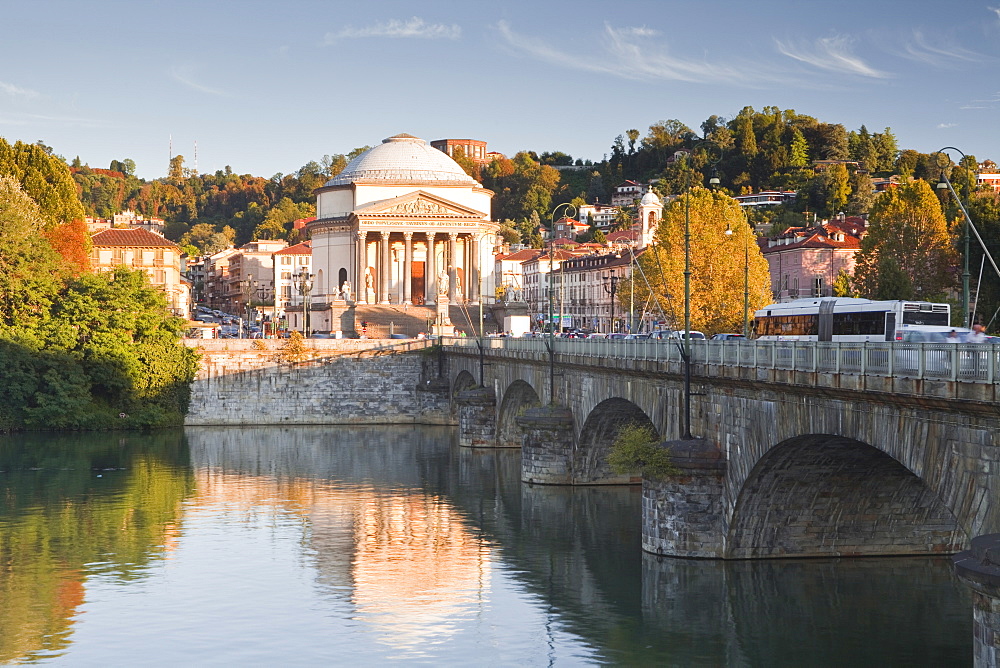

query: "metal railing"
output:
440 338 1000 384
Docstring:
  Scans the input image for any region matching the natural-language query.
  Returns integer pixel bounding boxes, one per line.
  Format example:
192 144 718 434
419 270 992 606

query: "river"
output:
0 426 971 666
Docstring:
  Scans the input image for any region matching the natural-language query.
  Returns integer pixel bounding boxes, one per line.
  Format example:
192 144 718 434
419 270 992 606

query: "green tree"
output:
854 180 956 300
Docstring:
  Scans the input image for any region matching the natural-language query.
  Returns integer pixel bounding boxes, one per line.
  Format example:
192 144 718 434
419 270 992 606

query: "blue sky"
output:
1 0 998 179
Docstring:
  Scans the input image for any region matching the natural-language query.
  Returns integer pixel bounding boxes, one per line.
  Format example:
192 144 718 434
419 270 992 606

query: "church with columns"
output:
305 134 498 318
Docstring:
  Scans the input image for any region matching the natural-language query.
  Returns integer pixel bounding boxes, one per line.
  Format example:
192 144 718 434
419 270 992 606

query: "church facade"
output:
306 134 498 310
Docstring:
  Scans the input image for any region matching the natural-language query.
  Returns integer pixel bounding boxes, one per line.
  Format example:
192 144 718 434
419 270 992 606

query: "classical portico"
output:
306 134 497 313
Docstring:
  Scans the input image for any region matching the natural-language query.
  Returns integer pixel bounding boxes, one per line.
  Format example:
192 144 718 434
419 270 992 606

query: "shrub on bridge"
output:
608 423 678 479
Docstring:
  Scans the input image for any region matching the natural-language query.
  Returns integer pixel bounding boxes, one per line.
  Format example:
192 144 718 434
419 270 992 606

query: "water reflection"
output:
0 431 192 664
0 426 973 665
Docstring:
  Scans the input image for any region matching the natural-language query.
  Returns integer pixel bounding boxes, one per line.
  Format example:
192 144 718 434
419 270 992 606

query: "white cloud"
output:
0 81 40 99
169 66 227 96
898 30 986 67
775 35 889 79
497 21 766 86
937 122 958 129
991 6 1000 20
325 17 461 43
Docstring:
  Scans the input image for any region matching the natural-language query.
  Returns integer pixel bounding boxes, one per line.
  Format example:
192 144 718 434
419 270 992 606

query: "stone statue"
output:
437 270 449 296
341 281 352 301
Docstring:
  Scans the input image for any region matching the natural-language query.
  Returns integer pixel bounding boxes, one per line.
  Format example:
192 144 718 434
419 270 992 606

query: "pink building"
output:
762 217 866 301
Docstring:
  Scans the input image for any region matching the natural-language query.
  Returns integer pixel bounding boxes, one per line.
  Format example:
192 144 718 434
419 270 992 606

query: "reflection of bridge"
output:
443 339 1000 561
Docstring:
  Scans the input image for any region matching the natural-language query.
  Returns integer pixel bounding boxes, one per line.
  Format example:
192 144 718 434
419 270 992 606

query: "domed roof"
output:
323 134 478 187
640 189 661 206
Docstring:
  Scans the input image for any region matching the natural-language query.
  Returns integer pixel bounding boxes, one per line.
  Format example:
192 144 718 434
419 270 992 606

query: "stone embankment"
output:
184 339 452 426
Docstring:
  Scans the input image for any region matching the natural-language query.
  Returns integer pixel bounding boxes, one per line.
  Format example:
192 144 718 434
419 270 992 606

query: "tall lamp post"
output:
679 143 721 439
255 284 269 337
602 269 620 333
934 147 1000 328
545 202 577 405
294 270 314 336
241 274 254 338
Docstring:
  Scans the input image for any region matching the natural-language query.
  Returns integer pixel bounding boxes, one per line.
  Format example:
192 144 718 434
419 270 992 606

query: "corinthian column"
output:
448 232 459 303
403 232 413 304
356 231 368 304
379 231 391 304
470 233 480 304
425 231 436 305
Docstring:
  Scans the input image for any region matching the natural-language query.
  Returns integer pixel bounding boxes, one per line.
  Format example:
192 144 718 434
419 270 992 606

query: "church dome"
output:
324 134 478 186
640 190 661 206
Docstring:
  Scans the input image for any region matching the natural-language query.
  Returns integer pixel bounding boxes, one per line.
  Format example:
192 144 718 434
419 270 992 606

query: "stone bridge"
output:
442 339 1000 563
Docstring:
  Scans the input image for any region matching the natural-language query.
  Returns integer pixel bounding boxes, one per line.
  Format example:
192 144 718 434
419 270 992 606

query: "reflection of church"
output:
306 134 497 314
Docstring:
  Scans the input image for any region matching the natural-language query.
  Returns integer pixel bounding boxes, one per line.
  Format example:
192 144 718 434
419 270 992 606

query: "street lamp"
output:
294 270 314 336
241 274 254 338
602 268 620 333
545 202 577 405
255 284 270 337
933 147 1000 328
678 142 721 439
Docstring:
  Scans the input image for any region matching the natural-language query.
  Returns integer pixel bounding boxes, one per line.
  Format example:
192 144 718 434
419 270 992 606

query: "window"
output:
281 256 292 265
281 272 291 280
813 276 823 297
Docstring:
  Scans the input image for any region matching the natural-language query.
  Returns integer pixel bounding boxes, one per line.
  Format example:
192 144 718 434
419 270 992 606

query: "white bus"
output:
753 298 951 342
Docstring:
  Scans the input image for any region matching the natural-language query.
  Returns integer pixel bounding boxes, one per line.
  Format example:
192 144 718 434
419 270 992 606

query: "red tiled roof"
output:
274 241 312 255
91 228 177 248
497 249 544 261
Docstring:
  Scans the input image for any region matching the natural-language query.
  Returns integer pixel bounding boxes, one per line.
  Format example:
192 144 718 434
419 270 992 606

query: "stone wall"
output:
185 340 451 426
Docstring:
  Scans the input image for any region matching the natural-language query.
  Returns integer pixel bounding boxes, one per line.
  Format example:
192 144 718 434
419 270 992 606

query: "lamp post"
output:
678 143 721 439
255 284 269 337
294 270 314 336
602 268 620 333
935 147 976 328
546 203 577 405
241 274 254 338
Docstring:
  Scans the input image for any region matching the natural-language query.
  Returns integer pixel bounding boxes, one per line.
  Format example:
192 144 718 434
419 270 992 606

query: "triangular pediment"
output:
354 190 485 218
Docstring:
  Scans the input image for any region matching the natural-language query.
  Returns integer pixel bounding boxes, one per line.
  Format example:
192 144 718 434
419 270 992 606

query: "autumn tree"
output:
853 180 956 300
618 188 772 334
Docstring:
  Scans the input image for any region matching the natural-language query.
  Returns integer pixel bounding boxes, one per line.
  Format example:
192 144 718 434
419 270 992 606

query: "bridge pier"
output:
954 534 1000 667
454 386 498 448
642 438 728 558
517 406 575 484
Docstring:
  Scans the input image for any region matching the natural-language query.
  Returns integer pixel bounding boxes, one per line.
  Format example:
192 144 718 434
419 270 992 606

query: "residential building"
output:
225 239 287 319
577 202 620 230
976 172 1000 192
90 228 189 316
762 215 866 301
273 241 312 322
522 248 586 327
611 180 650 207
557 251 639 333
734 191 797 209
495 248 543 301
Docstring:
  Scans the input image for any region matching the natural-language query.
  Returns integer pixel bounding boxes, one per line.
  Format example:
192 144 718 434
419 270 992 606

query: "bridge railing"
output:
441 338 1000 384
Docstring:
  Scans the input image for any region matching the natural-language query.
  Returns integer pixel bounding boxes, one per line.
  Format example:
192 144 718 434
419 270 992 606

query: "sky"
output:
1 0 998 180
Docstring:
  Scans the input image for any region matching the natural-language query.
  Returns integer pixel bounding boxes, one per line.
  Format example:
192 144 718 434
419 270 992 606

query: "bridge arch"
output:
575 398 658 485
726 434 966 559
452 370 478 396
496 380 541 448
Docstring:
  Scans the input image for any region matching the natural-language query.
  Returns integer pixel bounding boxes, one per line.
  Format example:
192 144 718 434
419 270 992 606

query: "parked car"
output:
608 333 628 340
667 330 706 340
624 333 650 340
587 332 608 339
711 333 746 341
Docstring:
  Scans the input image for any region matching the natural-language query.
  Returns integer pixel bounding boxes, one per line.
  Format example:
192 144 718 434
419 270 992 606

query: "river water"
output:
0 426 971 666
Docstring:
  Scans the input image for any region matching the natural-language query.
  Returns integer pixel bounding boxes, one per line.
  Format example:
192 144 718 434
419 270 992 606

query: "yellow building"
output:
90 228 190 316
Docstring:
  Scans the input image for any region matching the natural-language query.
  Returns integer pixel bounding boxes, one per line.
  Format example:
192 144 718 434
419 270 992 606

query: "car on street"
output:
711 333 746 341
